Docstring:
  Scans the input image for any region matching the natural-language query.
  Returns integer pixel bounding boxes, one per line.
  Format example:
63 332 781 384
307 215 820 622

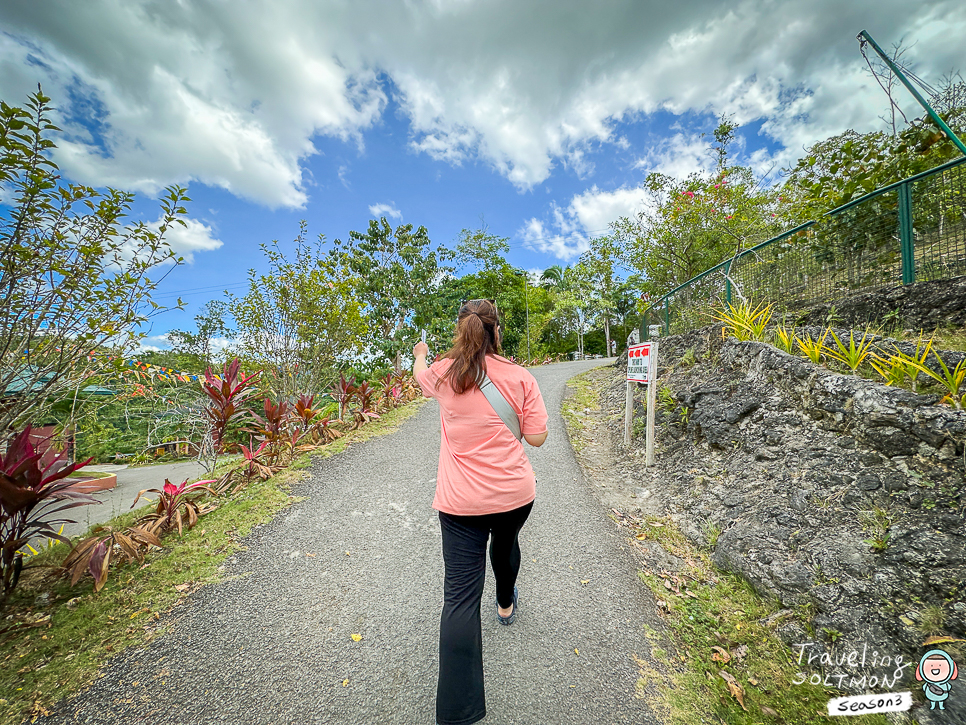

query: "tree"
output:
613 164 778 300
0 87 189 438
329 218 452 369
230 222 368 399
577 236 622 356
540 265 564 289
166 300 233 370
454 224 510 300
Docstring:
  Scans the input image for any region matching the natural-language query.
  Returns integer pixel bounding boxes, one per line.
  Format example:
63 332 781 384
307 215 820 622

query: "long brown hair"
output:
436 299 502 394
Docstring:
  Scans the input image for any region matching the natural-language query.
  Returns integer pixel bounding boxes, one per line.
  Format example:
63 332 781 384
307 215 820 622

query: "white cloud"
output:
634 134 715 179
1 1 963 202
520 185 649 260
156 217 223 264
368 202 403 220
137 334 171 352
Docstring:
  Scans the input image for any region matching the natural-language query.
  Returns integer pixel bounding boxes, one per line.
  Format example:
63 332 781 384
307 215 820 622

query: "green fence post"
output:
664 298 670 336
724 259 733 305
898 182 915 284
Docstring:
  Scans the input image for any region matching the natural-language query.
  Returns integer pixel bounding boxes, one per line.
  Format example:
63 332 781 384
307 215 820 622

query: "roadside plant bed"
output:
563 369 890 723
0 397 425 725
630 513 889 725
593 326 966 721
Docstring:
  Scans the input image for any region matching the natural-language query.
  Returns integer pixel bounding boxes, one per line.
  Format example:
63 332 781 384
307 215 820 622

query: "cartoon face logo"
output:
916 649 959 711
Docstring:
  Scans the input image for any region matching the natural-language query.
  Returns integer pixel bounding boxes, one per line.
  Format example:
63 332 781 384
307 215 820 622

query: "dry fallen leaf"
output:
305 552 317 558
719 671 747 711
760 705 778 717
748 677 759 686
174 584 189 592
342 679 348 687
574 648 579 655
711 646 731 664
580 579 590 585
350 633 362 642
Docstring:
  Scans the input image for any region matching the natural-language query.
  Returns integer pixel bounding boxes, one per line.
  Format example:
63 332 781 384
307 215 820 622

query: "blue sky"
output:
1 0 964 348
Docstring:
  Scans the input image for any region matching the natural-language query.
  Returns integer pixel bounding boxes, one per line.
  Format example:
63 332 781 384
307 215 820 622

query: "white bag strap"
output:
478 372 523 441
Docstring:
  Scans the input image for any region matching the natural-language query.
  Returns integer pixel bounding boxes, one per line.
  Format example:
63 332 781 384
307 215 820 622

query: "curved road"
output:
40 359 662 725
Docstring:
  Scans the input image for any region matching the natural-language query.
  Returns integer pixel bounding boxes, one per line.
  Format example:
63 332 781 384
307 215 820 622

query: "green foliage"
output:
870 336 932 392
772 325 795 353
713 300 772 342
658 385 676 413
166 300 233 371
0 87 189 434
795 331 827 364
859 506 893 552
613 121 780 301
329 217 451 366
908 349 966 409
823 329 875 372
231 222 367 398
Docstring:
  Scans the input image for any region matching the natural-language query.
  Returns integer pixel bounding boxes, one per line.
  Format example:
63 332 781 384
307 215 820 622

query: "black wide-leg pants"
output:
436 500 534 725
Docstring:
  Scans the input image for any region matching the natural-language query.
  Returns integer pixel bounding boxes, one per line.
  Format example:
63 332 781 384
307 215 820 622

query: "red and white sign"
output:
626 342 653 383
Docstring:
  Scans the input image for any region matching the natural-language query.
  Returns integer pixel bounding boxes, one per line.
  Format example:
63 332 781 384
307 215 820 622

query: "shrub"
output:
132 478 217 537
62 525 162 592
0 427 97 596
200 358 260 465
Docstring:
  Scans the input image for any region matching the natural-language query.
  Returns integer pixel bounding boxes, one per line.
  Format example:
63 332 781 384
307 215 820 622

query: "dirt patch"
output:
562 364 667 519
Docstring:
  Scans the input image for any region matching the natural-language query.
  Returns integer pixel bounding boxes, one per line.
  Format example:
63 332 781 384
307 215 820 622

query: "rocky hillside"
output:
584 324 966 723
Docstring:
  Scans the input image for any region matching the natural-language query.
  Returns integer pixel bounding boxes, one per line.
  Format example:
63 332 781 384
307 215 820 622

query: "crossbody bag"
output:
478 372 523 441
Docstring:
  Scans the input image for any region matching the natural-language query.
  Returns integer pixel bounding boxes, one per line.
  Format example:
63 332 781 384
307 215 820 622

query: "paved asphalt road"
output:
39 358 662 725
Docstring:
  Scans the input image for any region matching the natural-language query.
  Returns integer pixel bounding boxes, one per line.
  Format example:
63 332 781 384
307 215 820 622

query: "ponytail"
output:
436 299 502 394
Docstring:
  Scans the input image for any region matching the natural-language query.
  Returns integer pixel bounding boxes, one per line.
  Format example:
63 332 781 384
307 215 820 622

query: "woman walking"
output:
413 299 549 725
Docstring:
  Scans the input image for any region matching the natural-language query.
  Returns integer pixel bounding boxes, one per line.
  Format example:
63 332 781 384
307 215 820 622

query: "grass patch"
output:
632 515 888 725
561 367 606 452
0 397 426 725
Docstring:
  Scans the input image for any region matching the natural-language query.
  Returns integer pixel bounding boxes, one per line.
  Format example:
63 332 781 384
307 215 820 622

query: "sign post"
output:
624 340 659 466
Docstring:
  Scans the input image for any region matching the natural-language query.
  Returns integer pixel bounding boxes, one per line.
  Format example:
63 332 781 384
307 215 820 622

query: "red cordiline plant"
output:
0 427 97 596
293 394 319 431
201 358 260 465
351 381 381 428
62 524 162 593
329 374 357 421
240 439 274 481
131 478 217 537
380 373 402 409
251 398 293 444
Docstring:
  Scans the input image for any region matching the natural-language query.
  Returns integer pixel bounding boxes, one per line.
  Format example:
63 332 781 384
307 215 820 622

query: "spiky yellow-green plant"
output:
713 300 773 342
823 329 876 372
871 336 933 393
795 330 828 364
773 325 795 353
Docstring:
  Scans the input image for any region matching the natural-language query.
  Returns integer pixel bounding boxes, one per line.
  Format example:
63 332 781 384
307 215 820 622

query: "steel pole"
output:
524 274 531 361
858 30 966 158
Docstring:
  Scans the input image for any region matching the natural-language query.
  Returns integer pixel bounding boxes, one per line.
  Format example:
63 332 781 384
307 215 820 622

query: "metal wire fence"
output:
643 156 966 337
